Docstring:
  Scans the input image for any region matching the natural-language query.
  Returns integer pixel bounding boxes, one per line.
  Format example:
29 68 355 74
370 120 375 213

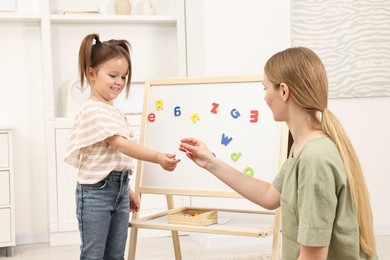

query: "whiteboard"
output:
136 76 284 196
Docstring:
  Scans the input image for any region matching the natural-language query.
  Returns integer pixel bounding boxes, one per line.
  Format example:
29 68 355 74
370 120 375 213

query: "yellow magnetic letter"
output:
155 100 163 111
190 113 200 123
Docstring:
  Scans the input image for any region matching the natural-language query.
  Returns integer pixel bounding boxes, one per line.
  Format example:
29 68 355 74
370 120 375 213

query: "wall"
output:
329 97 390 235
186 0 291 77
291 0 390 98
0 22 48 244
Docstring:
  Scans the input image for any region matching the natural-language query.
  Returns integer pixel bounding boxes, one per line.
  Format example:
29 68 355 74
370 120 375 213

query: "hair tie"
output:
322 107 329 116
95 39 101 45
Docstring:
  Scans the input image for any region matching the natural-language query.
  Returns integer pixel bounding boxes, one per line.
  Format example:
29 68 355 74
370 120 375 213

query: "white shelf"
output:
50 14 176 24
0 13 40 22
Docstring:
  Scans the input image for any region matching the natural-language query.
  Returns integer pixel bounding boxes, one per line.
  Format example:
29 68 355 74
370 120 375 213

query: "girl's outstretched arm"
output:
106 135 180 171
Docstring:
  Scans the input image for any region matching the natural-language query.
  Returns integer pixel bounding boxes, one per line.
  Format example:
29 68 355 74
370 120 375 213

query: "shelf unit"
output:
0 129 15 257
50 14 177 23
2 0 187 246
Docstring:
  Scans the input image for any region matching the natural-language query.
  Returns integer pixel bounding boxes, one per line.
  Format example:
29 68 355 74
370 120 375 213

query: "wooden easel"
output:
128 76 289 260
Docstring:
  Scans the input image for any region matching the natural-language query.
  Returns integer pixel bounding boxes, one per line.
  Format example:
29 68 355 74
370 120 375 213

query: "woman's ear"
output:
279 83 290 101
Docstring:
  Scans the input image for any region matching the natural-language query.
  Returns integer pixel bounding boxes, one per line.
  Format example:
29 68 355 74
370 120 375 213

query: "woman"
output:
179 47 377 259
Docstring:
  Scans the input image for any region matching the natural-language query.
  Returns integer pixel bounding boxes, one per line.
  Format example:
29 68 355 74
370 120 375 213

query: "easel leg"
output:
271 208 282 260
171 230 182 260
166 194 182 260
128 226 138 260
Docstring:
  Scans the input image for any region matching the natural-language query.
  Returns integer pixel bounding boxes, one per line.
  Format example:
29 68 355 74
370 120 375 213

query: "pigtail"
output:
78 34 100 88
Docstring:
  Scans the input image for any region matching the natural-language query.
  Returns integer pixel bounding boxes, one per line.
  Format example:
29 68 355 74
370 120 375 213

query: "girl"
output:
179 47 377 259
65 33 180 259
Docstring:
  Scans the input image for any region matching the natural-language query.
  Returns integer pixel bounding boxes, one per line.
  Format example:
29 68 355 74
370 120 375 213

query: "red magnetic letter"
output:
211 102 219 114
148 113 156 122
250 110 258 123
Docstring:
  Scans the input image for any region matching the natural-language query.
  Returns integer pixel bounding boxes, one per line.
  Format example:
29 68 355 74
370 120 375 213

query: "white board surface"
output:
137 76 282 195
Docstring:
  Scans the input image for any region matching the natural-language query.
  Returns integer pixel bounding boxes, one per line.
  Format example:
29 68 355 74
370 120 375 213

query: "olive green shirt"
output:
273 137 375 259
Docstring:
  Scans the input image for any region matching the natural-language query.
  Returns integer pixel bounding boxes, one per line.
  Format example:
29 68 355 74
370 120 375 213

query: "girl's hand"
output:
129 189 140 213
179 137 213 169
157 153 180 171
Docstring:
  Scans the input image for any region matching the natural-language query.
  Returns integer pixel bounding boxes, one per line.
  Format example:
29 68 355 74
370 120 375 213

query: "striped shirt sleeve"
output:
64 100 132 168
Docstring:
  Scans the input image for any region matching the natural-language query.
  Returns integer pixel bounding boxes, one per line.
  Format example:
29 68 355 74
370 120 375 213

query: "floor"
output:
0 235 389 259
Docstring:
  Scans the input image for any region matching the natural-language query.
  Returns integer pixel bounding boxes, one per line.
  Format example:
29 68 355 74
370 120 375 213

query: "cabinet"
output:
2 0 187 246
0 130 15 256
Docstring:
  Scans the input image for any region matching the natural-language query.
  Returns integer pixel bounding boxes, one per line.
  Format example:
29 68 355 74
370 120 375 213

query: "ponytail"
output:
322 108 376 258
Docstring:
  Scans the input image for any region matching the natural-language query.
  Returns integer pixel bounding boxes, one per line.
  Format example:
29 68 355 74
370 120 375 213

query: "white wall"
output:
0 23 48 244
329 97 390 235
186 0 291 77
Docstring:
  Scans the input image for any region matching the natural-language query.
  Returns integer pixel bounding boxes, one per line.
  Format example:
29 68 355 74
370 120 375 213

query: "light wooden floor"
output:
1 235 389 259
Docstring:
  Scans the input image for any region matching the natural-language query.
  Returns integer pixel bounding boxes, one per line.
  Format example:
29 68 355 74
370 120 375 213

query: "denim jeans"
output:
76 170 130 260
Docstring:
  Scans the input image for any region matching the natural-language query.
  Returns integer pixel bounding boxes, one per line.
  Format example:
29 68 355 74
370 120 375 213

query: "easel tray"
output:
168 207 218 226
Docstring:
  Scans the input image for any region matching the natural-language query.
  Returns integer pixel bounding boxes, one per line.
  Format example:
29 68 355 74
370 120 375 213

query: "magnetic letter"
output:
231 108 241 119
148 113 156 122
211 102 219 114
230 152 242 162
250 110 259 123
190 113 200 123
221 133 233 146
174 106 181 117
155 100 163 111
243 167 254 177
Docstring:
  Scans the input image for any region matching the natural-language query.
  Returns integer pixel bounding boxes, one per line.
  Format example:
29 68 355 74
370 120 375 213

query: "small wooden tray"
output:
168 208 218 226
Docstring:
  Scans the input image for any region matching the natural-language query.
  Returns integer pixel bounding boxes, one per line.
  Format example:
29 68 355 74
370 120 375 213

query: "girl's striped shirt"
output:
64 100 136 184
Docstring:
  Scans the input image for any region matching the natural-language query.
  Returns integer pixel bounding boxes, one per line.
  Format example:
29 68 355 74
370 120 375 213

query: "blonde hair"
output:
264 47 376 258
78 33 132 97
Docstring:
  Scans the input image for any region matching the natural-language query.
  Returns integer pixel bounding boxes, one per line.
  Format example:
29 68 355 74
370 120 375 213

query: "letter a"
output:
190 113 200 123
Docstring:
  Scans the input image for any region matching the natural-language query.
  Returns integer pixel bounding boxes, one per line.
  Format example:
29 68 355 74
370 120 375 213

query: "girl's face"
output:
89 56 129 104
262 74 286 122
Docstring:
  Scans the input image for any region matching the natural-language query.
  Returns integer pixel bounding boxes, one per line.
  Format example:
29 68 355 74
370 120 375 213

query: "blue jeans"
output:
76 170 130 260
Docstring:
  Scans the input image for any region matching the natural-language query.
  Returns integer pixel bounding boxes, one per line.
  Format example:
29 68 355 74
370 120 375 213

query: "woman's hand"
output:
179 137 213 169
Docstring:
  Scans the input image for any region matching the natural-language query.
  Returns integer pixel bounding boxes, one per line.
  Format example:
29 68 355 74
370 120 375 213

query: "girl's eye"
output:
121 76 126 80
